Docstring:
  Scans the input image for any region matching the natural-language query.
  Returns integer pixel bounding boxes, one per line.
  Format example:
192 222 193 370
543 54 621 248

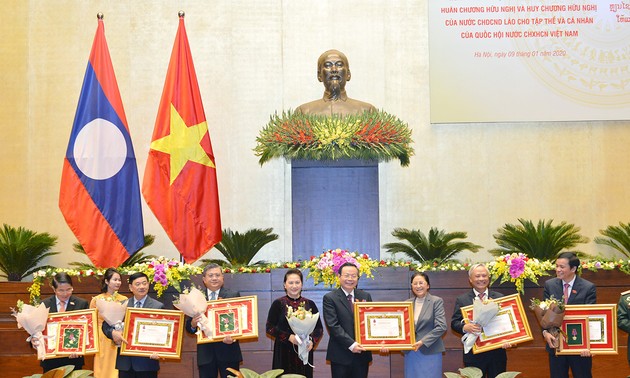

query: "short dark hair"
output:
203 263 223 276
557 252 580 270
284 268 303 283
128 272 149 285
410 271 431 287
337 262 359 276
52 272 73 289
101 268 121 293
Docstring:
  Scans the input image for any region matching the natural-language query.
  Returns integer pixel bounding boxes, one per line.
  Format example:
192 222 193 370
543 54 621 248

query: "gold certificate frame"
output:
353 301 415 351
556 316 591 355
43 308 99 359
55 321 87 355
460 293 534 354
564 304 618 355
197 295 259 344
120 308 184 359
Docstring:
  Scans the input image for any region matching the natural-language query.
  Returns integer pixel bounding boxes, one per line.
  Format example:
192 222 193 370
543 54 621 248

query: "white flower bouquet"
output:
12 301 50 360
461 297 500 353
173 287 212 338
286 304 320 366
95 296 128 333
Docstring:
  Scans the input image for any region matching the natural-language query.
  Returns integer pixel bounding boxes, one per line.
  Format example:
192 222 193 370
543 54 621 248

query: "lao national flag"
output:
142 13 221 264
59 15 144 268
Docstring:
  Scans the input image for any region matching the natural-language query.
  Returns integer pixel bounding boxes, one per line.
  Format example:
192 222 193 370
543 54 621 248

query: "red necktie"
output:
478 292 485 301
563 283 570 304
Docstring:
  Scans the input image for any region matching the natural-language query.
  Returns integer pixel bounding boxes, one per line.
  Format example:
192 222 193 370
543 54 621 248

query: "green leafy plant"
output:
0 224 59 281
444 366 520 378
254 110 414 166
594 222 630 258
69 234 157 270
490 219 589 260
23 364 93 377
382 227 482 264
201 228 279 267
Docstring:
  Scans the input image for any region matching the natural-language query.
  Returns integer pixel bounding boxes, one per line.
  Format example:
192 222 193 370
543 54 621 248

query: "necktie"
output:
59 301 66 312
478 292 485 301
210 291 217 301
135 300 142 308
563 283 570 304
347 294 354 313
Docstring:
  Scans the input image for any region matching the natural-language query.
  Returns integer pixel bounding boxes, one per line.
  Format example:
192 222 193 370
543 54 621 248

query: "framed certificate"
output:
43 308 99 359
353 302 415 350
557 316 590 355
55 321 87 355
197 295 259 344
564 304 618 354
120 308 184 359
460 293 534 354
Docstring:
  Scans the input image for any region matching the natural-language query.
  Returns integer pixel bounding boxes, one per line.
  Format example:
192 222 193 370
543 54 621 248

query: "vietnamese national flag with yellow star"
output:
59 15 145 268
142 14 221 263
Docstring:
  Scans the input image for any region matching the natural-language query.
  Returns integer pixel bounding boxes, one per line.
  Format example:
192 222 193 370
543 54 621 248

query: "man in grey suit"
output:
186 263 243 378
542 252 596 378
323 262 373 378
103 272 163 378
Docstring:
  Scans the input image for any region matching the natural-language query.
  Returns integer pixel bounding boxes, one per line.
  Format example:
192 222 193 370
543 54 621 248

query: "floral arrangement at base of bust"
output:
254 110 414 166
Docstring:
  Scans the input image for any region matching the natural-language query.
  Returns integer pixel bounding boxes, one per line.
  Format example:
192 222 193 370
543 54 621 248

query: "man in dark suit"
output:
186 263 242 378
37 272 89 372
542 252 596 378
323 262 373 378
103 272 163 378
451 263 508 378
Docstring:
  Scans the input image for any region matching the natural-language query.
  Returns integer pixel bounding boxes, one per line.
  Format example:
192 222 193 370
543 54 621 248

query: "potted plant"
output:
201 228 279 267
0 224 59 281
382 227 482 264
490 218 589 260
594 222 630 258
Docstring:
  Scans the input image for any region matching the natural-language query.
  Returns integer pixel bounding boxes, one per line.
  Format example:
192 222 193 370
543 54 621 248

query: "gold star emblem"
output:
150 104 215 184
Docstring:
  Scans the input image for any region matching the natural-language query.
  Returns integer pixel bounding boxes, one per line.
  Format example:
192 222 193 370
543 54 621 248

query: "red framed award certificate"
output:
557 316 590 355
353 302 415 350
564 304 618 354
198 295 259 344
460 293 534 354
43 308 99 359
55 321 87 355
120 308 184 359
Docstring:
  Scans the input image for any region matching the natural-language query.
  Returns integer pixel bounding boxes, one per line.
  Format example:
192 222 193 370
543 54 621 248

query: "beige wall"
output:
1 0 629 271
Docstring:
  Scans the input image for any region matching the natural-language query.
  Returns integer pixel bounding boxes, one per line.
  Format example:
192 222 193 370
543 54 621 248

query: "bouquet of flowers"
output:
173 287 212 338
95 295 128 333
305 248 378 287
530 296 566 346
489 253 550 295
11 300 50 360
286 303 320 366
461 297 501 353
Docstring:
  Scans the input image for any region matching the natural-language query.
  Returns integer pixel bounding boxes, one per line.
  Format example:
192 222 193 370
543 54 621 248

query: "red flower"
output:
265 268 271 273
296 263 301 267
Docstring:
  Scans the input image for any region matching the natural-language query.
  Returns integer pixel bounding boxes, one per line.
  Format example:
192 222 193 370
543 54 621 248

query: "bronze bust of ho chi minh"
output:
295 49 376 117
